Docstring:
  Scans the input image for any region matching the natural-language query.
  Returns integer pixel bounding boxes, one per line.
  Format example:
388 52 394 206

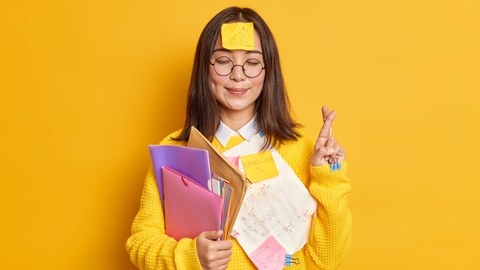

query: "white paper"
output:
223 134 317 255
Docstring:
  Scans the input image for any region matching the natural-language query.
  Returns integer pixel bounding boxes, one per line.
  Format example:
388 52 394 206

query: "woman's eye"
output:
246 60 261 66
216 59 231 65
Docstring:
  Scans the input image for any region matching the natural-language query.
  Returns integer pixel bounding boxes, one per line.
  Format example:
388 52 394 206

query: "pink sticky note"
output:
249 235 286 270
226 156 240 169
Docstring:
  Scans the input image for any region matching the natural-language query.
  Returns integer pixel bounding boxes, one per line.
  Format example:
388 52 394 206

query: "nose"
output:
229 64 246 81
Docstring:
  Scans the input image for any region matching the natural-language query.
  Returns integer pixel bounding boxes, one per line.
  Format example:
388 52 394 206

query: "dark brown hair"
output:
173 7 301 148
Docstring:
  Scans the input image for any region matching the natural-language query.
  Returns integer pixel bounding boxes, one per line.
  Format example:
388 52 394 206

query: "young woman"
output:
126 7 351 270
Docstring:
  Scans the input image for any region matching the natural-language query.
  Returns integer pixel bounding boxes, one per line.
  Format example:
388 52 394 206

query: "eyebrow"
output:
212 48 263 55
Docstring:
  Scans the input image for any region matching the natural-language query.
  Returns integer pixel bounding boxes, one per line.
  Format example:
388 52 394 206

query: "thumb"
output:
312 147 335 166
203 230 223 240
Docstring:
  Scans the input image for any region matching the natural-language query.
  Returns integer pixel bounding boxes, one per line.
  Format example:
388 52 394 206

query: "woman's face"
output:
209 30 265 120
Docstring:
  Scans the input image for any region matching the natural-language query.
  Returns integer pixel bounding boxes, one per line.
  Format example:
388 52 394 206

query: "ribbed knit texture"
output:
126 130 352 270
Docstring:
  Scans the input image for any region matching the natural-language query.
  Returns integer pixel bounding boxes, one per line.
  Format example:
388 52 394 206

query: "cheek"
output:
252 74 266 90
209 69 226 88
209 71 225 102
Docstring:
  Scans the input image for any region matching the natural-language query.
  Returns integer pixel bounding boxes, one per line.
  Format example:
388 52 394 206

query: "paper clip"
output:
330 160 342 171
284 254 300 266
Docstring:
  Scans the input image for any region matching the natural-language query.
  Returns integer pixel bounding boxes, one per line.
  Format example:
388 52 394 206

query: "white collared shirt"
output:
215 115 259 147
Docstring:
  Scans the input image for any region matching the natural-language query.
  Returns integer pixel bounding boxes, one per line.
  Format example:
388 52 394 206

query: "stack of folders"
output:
149 127 250 241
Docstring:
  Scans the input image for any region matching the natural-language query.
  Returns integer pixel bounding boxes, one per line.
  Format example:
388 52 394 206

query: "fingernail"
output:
328 148 334 153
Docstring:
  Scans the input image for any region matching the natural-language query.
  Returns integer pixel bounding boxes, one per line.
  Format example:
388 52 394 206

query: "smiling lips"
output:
226 87 249 95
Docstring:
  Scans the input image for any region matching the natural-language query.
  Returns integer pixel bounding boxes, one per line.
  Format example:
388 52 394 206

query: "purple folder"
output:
149 145 211 208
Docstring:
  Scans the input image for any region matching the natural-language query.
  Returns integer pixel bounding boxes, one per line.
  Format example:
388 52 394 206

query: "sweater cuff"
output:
310 161 349 187
174 237 202 270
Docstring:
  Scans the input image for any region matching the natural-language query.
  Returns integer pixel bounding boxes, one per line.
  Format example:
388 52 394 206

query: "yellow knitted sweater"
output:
126 129 352 270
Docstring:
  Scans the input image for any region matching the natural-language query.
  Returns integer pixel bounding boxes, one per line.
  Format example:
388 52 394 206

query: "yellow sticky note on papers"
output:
240 151 279 183
221 22 255 50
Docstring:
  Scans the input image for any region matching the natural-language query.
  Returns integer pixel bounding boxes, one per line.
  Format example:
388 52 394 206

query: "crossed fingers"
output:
312 106 345 166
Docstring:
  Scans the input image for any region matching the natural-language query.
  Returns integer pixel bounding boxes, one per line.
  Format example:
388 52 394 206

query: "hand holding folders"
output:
149 127 251 240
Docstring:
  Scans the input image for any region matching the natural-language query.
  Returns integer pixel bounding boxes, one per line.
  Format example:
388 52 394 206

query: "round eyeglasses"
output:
210 56 265 78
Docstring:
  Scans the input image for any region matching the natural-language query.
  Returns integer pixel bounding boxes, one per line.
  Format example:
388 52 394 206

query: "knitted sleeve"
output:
305 161 352 269
126 132 202 270
300 136 352 270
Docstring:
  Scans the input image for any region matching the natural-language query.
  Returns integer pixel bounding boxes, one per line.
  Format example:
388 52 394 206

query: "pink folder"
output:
162 166 223 240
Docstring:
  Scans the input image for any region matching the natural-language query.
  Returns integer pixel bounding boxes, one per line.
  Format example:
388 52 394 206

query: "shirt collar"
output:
215 115 259 147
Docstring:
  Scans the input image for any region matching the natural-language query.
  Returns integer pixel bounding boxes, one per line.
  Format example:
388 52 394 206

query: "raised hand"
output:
196 230 233 270
311 106 347 166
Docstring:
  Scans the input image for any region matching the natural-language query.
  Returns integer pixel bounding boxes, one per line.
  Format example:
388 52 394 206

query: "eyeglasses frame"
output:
209 56 265 78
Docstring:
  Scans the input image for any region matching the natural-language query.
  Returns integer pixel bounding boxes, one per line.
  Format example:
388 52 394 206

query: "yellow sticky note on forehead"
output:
221 22 255 50
240 151 279 183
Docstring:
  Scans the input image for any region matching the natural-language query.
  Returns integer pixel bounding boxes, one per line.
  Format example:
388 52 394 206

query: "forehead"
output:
213 29 262 52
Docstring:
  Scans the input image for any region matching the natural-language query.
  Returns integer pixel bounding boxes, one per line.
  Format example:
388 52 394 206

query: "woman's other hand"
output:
196 230 233 270
311 106 347 166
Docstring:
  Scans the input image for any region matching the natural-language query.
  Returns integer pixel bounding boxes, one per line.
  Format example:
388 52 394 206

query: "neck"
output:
220 108 255 130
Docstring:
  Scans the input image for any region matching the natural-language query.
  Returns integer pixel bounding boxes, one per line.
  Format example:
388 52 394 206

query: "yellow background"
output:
1 0 479 269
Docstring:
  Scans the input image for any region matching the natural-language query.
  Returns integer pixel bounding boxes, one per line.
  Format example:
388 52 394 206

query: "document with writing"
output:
223 133 317 261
